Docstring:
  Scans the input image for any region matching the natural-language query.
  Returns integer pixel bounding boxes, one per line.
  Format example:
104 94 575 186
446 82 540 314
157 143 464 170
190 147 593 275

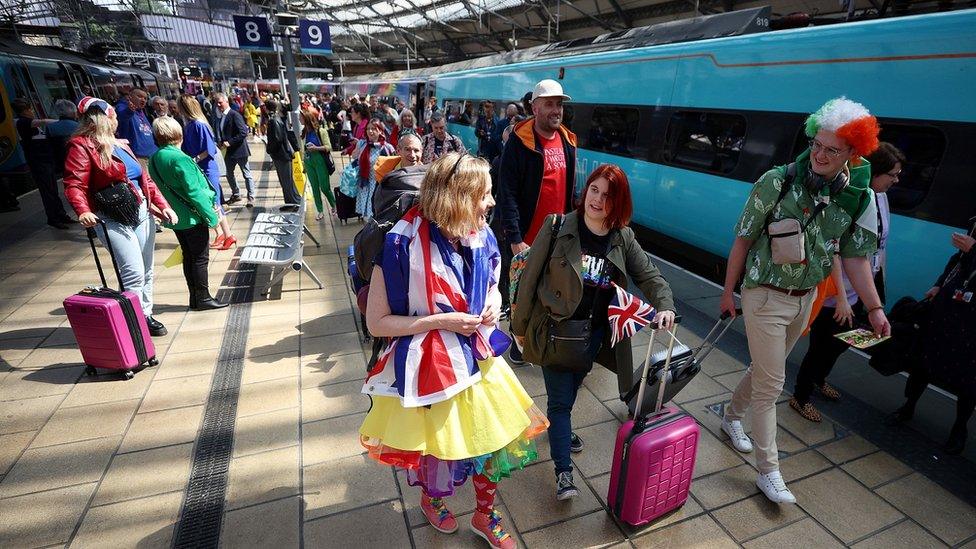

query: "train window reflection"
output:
588 106 639 157
665 111 746 174
878 123 945 211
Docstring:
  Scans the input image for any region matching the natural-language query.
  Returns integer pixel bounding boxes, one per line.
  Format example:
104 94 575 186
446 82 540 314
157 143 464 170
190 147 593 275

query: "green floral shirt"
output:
735 166 878 290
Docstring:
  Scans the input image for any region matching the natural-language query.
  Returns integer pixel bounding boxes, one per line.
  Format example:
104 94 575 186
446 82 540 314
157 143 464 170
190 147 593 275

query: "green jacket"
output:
512 212 676 398
148 145 219 231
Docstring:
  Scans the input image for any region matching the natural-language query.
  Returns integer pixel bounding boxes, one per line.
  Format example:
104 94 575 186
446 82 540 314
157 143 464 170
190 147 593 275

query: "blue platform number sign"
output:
299 19 332 55
233 15 274 52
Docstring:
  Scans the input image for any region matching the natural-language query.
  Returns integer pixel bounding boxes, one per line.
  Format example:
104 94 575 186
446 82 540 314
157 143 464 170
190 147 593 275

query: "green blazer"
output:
148 145 219 231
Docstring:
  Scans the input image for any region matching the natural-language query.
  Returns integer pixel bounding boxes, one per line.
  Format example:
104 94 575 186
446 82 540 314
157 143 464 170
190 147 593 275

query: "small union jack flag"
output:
607 283 656 347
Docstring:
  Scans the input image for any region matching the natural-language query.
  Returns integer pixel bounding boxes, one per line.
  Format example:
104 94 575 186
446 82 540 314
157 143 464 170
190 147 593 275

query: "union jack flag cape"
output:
362 207 511 407
607 282 656 347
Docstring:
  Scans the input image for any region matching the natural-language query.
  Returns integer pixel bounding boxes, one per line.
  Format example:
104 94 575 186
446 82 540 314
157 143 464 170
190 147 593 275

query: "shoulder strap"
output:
150 154 202 215
546 214 563 259
762 163 797 235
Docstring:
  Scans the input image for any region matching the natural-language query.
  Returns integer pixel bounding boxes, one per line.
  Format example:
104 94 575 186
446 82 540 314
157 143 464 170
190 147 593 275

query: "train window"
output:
562 104 575 132
879 124 945 210
665 111 746 174
588 106 640 157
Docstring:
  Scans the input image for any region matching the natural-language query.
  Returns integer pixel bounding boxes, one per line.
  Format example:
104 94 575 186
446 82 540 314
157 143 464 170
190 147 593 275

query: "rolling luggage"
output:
623 312 739 416
63 223 157 380
346 245 371 343
334 186 359 224
608 322 699 527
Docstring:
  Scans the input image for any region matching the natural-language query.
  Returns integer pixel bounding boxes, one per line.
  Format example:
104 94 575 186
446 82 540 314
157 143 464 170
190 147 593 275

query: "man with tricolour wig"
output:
719 97 891 504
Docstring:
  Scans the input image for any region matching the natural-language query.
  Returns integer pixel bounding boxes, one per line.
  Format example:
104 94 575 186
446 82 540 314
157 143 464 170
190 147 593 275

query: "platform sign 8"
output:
299 19 332 55
233 15 274 51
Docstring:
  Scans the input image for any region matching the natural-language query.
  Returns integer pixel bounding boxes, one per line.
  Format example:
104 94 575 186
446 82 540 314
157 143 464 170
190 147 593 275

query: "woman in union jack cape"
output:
511 164 677 501
359 153 545 548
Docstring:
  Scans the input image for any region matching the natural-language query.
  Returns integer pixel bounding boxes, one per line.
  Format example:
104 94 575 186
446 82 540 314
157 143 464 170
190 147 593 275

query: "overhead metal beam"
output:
605 0 634 27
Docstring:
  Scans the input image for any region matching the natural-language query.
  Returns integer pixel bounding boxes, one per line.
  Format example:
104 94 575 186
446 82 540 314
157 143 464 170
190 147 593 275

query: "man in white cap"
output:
496 80 577 349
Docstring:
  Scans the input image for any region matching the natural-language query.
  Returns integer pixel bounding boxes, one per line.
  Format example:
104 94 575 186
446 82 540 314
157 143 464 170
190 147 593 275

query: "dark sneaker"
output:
570 432 584 454
556 471 579 500
228 195 242 204
508 335 525 365
146 316 167 337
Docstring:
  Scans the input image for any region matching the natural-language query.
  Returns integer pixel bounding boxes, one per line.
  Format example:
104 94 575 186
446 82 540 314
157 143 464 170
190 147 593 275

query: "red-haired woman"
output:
511 164 676 500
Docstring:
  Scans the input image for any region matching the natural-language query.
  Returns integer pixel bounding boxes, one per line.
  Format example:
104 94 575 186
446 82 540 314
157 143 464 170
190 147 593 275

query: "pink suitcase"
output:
63 224 156 380
608 324 700 526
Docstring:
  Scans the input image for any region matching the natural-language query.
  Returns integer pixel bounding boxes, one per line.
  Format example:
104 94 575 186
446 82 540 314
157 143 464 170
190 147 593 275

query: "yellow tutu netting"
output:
360 356 548 496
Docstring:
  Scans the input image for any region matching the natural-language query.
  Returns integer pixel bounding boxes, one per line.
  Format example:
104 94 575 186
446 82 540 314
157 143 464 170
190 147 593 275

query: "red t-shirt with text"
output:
523 131 567 245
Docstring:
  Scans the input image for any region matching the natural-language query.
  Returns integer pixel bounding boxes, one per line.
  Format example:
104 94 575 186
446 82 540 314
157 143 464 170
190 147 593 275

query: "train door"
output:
88 66 120 104
22 59 73 117
62 63 91 100
414 82 426 118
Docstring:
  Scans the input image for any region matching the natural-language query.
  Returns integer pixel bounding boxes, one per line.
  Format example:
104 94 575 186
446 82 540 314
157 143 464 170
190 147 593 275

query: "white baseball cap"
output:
531 79 571 102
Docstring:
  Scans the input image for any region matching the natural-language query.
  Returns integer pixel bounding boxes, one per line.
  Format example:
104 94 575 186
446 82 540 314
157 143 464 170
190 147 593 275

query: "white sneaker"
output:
757 470 796 504
721 417 753 453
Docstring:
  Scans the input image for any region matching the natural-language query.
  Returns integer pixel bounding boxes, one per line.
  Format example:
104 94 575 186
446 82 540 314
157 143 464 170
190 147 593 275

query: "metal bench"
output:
238 201 324 289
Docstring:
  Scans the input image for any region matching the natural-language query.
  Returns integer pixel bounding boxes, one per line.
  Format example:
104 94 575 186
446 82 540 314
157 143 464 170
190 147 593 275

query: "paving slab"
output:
0 482 96 548
817 434 878 464
300 352 367 388
497 460 602 532
237 375 301 418
840 451 912 489
303 500 409 547
118 404 204 454
138 373 213 413
0 435 118 502
302 412 368 466
521 509 625 548
30 398 139 448
225 445 301 511
303 453 399 520
0 393 63 434
233 406 300 458
791 468 903 544
221 496 302 549
851 520 948 549
876 472 976 546
742 517 844 549
70 490 184 548
632 514 738 548
153 348 220 380
712 493 807 542
92 442 193 506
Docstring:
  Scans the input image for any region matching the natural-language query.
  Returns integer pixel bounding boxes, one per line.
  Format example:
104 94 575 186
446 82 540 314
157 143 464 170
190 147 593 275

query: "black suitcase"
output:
334 186 359 224
624 312 738 416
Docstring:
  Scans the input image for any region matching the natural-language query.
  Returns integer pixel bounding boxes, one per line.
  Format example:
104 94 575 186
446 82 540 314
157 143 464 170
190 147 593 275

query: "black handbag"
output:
541 245 606 373
93 181 141 226
542 317 594 373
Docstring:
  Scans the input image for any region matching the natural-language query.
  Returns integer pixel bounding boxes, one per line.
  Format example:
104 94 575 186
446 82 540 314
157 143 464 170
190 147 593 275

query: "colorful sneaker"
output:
470 509 517 549
420 495 458 534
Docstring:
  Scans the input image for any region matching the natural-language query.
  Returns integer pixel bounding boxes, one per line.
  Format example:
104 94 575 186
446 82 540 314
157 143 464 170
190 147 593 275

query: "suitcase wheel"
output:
148 357 159 367
85 365 97 377
122 370 135 380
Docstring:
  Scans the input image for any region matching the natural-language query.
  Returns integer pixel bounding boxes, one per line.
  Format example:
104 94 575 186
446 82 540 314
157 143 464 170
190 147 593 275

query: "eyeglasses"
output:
886 170 902 179
809 139 849 159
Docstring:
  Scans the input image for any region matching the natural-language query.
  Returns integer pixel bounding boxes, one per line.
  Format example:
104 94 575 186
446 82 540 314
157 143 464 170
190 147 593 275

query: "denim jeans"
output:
95 200 156 317
225 155 255 199
542 324 606 474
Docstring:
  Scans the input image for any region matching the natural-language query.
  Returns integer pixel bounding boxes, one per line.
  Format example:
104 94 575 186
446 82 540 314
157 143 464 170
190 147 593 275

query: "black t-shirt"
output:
16 117 53 163
571 221 619 323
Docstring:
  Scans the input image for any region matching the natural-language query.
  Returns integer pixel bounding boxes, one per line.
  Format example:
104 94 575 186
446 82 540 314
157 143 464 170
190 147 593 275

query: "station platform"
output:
1 145 975 548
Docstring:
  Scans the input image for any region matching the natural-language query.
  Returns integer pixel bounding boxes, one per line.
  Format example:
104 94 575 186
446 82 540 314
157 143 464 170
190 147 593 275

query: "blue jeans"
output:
95 200 156 317
543 325 605 474
225 155 255 199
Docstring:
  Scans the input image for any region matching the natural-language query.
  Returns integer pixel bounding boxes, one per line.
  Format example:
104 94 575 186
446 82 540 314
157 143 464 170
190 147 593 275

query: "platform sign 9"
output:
299 19 332 55
233 15 274 51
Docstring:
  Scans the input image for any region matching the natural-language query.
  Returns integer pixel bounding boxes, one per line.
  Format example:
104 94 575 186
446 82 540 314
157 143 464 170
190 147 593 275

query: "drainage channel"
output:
171 163 270 548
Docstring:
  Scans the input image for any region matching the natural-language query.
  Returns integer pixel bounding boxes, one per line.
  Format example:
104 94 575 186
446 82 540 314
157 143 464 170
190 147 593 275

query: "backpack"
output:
352 163 426 284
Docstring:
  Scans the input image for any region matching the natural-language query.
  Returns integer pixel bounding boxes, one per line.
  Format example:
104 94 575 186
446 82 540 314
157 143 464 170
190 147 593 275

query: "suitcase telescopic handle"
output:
632 316 682 420
86 219 126 292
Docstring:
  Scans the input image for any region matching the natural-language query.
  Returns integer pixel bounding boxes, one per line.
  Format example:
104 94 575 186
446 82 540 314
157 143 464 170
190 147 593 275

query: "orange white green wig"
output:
804 97 880 158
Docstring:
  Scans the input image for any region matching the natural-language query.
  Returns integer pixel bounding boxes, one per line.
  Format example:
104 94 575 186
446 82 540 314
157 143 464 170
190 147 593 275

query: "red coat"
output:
63 136 170 218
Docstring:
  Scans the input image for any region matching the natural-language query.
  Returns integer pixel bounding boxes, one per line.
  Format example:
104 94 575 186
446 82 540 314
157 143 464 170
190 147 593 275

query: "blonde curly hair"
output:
419 152 491 238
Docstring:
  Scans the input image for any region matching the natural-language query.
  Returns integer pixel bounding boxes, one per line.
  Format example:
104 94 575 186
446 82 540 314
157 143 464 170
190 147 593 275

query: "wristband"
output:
867 305 884 314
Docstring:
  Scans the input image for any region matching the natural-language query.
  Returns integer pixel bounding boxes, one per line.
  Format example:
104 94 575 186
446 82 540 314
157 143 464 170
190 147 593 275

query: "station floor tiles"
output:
1 148 975 548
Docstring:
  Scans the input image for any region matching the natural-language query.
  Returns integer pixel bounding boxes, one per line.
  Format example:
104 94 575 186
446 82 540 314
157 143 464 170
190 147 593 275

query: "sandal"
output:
315 212 325 221
789 397 822 423
818 383 841 401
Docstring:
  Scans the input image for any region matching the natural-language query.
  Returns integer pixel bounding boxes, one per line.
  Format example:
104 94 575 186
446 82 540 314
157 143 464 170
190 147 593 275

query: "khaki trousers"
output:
726 285 816 473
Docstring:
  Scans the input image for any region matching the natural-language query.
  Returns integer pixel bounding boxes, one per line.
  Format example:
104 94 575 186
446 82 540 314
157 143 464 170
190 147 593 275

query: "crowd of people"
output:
6 77 973 547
